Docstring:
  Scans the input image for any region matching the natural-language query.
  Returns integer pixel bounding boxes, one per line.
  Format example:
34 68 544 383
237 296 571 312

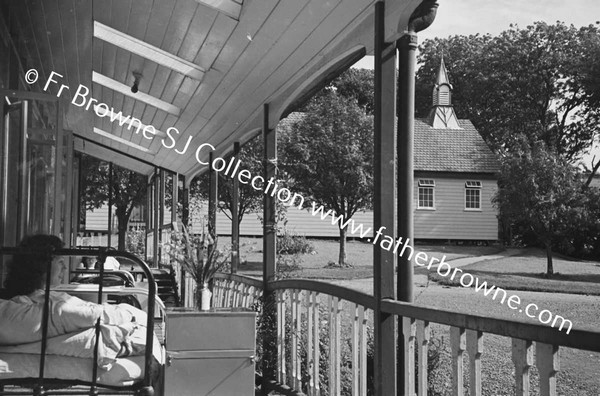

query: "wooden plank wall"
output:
414 174 498 240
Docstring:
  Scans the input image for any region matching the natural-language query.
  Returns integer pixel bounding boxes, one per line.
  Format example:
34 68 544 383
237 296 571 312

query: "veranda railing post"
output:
373 2 398 395
231 142 240 273
262 102 278 390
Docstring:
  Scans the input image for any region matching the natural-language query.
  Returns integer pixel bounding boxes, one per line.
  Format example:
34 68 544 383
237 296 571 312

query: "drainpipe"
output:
397 0 438 303
397 1 438 394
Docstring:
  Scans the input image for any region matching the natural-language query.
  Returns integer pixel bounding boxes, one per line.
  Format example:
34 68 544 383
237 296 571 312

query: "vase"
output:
199 283 212 310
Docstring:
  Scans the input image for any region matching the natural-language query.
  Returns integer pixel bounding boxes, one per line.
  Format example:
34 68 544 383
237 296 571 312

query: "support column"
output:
373 2 397 395
107 162 113 248
262 103 277 389
158 169 166 260
182 176 189 226
397 34 416 304
171 173 179 224
397 2 438 393
208 153 218 239
152 168 159 267
231 142 240 273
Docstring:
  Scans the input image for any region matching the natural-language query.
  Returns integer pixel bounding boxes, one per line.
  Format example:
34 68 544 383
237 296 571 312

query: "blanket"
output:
0 291 146 346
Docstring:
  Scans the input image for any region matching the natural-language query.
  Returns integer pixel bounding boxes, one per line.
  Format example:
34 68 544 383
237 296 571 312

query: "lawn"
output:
232 236 503 279
428 247 600 295
222 237 600 395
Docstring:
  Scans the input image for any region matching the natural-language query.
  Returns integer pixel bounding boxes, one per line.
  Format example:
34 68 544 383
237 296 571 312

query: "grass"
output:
233 237 503 280
428 247 600 295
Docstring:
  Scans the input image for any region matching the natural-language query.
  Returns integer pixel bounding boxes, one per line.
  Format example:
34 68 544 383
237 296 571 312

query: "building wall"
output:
414 173 498 240
84 173 499 241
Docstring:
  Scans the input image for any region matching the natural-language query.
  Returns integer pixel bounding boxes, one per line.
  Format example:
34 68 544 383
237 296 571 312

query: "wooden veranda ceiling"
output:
6 0 421 178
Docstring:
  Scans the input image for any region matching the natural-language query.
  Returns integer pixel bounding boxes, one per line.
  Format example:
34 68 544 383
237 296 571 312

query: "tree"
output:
80 155 148 250
492 144 589 275
295 68 374 115
280 90 373 266
190 137 263 227
416 22 600 161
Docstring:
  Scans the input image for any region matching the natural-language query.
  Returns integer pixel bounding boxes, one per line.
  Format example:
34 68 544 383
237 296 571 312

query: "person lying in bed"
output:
0 234 153 360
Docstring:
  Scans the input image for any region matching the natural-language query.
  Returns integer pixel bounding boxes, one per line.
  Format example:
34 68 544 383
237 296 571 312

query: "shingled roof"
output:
279 111 499 174
415 118 500 173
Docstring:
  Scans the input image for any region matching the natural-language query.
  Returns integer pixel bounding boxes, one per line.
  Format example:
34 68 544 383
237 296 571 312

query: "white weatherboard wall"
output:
413 174 498 240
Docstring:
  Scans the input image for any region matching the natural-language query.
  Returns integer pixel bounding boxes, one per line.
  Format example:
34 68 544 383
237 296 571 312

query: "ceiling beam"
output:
94 21 205 80
93 105 167 138
93 126 158 155
92 71 182 116
194 0 242 20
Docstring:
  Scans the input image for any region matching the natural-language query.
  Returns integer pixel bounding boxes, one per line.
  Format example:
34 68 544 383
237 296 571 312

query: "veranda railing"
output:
212 273 600 396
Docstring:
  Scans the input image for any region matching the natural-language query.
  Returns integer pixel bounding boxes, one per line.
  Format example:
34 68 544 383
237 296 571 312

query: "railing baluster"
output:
352 303 359 396
313 292 321 396
402 317 416 395
328 296 341 396
360 307 367 396
277 290 287 385
536 343 559 396
241 284 248 307
511 338 533 396
450 326 466 396
306 291 314 396
466 329 483 396
291 290 301 390
416 320 430 396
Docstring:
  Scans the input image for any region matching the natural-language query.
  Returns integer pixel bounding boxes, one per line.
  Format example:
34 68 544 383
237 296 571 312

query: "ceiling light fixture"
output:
131 72 142 93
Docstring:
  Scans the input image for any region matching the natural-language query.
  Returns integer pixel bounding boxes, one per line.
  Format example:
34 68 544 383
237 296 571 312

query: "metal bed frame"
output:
0 247 158 396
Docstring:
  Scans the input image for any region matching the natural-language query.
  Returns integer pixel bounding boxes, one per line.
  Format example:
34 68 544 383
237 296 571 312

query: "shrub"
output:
254 297 447 395
277 232 315 255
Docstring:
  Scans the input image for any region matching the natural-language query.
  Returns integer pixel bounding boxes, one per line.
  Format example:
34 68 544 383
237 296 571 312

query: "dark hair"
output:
4 235 64 298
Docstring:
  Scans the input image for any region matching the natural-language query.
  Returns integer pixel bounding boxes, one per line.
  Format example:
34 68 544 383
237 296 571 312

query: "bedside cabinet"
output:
164 307 257 396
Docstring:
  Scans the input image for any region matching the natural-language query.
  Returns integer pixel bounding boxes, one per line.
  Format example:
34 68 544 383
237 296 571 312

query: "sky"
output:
352 0 600 167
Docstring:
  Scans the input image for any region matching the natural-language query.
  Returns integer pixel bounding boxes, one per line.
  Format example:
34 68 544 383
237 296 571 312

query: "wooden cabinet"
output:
164 308 257 396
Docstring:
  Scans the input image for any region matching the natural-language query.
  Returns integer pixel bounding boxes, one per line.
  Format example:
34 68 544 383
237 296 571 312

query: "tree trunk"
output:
116 212 129 251
545 242 554 276
338 227 347 266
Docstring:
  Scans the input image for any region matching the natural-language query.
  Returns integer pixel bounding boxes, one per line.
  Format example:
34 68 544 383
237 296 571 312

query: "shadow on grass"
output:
428 269 600 296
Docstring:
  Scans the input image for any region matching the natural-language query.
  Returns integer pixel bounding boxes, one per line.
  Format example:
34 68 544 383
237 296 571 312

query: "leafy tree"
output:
190 137 263 227
492 144 589 275
80 155 148 250
280 90 373 266
295 68 374 115
416 22 600 161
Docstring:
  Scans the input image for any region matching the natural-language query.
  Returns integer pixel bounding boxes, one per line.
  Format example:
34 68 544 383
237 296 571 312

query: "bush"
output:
277 232 314 255
276 254 302 279
253 295 446 395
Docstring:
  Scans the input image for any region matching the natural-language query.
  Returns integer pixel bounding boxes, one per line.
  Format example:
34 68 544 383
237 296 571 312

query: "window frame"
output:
417 179 436 210
464 180 482 211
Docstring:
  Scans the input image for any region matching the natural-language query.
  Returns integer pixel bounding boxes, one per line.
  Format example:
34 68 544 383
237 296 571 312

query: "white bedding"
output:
0 291 163 387
0 353 148 386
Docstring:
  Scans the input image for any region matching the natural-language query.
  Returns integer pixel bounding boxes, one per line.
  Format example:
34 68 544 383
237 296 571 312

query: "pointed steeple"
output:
428 56 461 129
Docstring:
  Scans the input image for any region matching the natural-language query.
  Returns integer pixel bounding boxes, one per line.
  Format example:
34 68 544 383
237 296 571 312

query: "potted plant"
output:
165 223 229 310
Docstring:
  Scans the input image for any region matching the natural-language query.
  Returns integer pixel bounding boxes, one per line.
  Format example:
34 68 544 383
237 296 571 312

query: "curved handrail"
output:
214 273 376 311
215 274 600 353
381 299 600 352
271 279 376 310
0 247 157 390
214 272 263 289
